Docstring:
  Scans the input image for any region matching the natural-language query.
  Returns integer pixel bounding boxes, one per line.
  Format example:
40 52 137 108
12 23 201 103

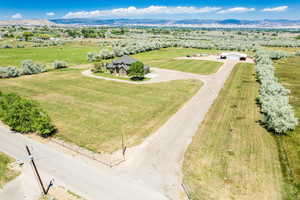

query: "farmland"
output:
0 44 99 66
275 55 300 198
183 63 283 200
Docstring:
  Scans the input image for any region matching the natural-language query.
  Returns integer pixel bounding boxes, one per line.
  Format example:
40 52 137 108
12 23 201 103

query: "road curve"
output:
0 59 247 200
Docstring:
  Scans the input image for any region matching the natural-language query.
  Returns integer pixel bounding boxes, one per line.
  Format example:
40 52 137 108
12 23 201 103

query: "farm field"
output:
182 63 283 199
133 48 223 74
0 152 19 188
0 44 99 66
275 55 300 198
0 68 201 153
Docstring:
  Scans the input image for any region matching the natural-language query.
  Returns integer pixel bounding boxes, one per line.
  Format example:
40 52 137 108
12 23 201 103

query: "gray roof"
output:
112 55 137 65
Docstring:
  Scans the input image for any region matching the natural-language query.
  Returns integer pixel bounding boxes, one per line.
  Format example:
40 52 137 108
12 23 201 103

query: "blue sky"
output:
0 0 299 20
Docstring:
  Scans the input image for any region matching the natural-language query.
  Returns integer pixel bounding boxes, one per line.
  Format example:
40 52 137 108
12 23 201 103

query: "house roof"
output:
220 52 247 57
112 55 138 65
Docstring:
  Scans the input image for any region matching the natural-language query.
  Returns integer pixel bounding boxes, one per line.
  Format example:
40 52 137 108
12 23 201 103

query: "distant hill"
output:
0 19 55 26
1 18 300 28
50 18 300 28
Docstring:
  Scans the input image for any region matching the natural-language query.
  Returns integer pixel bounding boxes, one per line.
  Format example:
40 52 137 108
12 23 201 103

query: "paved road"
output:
0 59 248 200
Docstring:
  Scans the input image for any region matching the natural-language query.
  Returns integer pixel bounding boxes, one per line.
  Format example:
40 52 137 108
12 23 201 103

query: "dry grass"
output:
183 63 283 200
0 152 19 188
0 68 201 153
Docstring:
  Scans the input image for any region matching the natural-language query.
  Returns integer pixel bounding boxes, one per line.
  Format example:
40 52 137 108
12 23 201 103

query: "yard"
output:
0 68 201 153
182 63 283 199
0 44 99 66
133 48 223 74
275 55 300 198
0 152 19 188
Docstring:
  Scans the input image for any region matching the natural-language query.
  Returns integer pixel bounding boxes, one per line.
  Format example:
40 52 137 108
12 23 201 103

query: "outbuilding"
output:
220 52 247 61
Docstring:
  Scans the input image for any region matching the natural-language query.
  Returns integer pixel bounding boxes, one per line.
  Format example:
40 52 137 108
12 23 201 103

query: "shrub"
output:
53 60 68 69
20 60 46 75
128 61 145 80
0 67 21 78
16 44 25 48
295 51 300 56
92 62 105 73
0 92 55 137
255 50 298 134
1 44 13 49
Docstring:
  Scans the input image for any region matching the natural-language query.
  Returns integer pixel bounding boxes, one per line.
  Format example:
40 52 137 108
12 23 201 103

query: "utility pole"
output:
26 145 47 195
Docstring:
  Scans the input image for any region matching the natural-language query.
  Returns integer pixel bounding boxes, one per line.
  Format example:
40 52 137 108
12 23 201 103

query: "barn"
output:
220 52 247 61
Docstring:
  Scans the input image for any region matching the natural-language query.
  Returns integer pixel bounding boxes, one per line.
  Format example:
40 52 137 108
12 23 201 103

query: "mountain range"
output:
1 18 300 28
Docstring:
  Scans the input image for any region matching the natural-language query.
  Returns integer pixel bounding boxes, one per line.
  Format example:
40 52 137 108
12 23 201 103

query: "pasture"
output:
275 56 300 198
0 68 201 153
183 63 283 200
0 44 99 66
133 48 223 74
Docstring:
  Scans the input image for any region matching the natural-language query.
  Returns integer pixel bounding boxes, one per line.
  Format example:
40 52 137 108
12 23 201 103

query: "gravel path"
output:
0 59 252 200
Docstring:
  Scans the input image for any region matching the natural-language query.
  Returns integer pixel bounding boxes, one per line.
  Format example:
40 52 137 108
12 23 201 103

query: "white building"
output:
220 52 247 61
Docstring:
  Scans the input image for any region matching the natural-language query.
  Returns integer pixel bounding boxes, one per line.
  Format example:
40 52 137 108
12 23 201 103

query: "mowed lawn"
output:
0 45 99 66
133 48 223 74
275 56 300 198
0 152 19 188
183 63 283 200
0 69 201 153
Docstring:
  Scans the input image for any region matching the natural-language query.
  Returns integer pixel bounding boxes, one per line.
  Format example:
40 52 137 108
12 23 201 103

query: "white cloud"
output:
11 13 23 19
63 6 222 19
218 7 255 14
46 12 55 16
262 6 288 12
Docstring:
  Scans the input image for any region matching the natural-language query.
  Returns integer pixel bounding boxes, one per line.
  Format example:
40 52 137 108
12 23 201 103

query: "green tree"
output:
22 32 33 41
38 34 50 40
128 61 145 80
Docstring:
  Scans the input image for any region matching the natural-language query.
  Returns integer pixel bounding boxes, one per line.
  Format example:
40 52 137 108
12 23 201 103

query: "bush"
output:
16 44 25 48
0 92 55 136
53 60 68 69
128 61 145 80
0 67 21 78
295 51 300 56
1 44 13 49
255 50 298 134
20 60 46 75
92 62 105 73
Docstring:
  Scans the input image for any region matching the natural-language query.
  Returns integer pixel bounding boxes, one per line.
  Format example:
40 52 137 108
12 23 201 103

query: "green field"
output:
0 44 99 66
133 48 223 74
0 68 201 153
275 56 300 199
0 152 19 188
183 63 283 200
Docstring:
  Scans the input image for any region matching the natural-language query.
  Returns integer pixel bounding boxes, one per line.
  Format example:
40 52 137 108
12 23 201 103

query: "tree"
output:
128 61 145 80
38 34 50 40
23 32 33 41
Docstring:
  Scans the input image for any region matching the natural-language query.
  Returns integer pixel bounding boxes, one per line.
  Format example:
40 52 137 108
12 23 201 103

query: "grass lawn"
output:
0 152 19 188
264 47 300 53
0 44 99 66
133 48 223 75
183 63 283 200
275 56 300 199
0 68 201 153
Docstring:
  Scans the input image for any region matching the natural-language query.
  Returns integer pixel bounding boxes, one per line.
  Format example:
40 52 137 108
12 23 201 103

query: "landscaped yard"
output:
0 68 201 153
0 152 19 188
275 56 300 199
0 44 99 66
183 63 283 199
133 48 223 74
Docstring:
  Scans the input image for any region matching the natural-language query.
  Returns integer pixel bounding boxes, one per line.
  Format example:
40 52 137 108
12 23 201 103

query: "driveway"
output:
0 58 252 200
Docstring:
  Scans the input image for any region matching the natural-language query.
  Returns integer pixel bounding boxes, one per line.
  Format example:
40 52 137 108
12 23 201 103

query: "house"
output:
220 52 247 61
106 55 150 76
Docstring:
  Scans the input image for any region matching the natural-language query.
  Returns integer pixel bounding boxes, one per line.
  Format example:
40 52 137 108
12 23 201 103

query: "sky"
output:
0 0 299 20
